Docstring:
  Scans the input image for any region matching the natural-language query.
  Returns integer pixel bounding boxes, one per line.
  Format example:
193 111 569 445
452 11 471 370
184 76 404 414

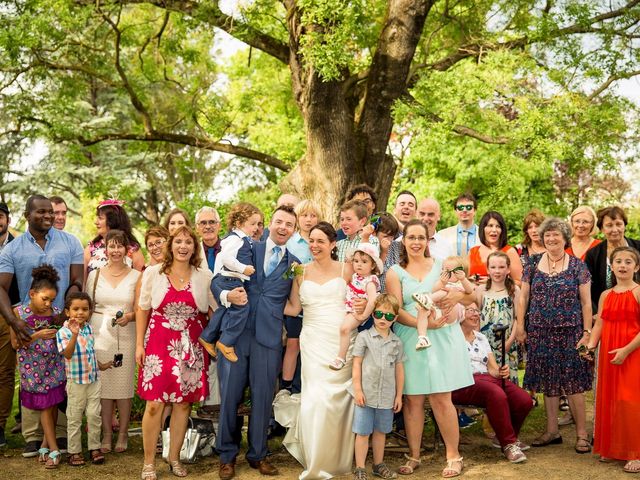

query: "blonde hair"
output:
374 293 400 315
570 206 598 237
443 255 469 276
295 200 322 223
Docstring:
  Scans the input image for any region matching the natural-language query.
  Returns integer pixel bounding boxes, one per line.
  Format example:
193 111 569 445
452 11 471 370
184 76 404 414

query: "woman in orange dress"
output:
566 206 601 261
468 211 522 285
585 246 640 473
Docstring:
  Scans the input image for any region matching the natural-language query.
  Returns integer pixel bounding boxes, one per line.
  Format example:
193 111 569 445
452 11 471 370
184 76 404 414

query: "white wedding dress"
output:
277 274 355 479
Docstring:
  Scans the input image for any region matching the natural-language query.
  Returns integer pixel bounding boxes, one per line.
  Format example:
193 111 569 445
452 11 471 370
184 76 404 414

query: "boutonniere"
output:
282 262 304 279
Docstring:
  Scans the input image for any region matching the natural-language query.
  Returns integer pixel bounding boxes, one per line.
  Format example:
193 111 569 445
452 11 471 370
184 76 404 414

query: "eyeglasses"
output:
405 235 427 242
198 220 219 226
572 219 593 226
465 308 480 314
147 239 166 249
455 205 474 211
373 310 396 321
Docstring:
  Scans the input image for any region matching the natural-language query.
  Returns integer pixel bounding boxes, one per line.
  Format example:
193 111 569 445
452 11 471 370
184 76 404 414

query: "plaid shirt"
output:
56 322 98 384
336 234 379 262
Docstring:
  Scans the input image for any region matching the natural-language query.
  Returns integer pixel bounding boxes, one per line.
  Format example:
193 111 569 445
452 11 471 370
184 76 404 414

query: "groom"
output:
214 205 299 479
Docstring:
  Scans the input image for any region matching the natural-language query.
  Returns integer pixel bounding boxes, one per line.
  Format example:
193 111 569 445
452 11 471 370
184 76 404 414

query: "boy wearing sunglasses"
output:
350 294 406 480
438 193 480 257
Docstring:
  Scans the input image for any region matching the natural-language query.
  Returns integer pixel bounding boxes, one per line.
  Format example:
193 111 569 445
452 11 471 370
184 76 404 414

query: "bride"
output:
282 221 355 479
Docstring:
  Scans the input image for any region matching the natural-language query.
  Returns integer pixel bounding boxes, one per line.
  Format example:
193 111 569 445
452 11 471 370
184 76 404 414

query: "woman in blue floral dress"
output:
516 218 593 453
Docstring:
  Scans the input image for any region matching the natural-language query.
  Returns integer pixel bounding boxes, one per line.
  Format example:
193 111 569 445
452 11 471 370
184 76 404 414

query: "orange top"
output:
566 238 601 261
468 245 512 278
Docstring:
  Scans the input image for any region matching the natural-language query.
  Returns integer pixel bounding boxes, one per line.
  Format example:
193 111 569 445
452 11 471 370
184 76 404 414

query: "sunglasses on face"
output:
455 204 474 211
373 310 396 321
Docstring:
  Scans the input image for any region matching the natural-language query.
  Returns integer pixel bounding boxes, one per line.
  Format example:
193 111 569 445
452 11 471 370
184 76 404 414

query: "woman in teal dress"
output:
386 220 474 478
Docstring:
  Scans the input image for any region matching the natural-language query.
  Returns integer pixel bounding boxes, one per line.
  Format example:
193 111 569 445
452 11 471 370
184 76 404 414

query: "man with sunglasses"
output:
438 193 481 257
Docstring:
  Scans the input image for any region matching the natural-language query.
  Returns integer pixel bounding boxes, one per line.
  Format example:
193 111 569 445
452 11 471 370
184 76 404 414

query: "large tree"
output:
1 0 639 219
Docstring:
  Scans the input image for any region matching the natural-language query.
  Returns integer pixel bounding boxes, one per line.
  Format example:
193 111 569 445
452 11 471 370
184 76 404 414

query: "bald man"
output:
416 198 453 261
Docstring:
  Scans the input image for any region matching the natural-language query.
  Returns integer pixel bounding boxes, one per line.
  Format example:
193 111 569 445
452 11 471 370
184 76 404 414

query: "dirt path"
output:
1 422 631 480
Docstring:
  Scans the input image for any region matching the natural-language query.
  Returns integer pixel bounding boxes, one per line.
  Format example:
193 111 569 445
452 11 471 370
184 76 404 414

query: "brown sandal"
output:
574 436 591 454
68 453 86 466
624 460 640 473
90 449 105 464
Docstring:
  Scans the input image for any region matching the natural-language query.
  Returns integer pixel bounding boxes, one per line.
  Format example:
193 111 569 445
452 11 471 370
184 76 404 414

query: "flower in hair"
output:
98 198 125 209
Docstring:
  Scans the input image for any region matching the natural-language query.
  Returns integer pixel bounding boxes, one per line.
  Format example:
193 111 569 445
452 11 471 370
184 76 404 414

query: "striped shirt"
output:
336 234 380 262
56 322 98 384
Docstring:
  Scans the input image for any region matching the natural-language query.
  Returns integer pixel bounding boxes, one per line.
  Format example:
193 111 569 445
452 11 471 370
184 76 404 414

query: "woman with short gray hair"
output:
515 217 593 454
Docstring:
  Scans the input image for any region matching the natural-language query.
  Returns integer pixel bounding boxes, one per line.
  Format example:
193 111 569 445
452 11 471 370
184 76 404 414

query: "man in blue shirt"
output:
0 194 84 344
438 193 481 257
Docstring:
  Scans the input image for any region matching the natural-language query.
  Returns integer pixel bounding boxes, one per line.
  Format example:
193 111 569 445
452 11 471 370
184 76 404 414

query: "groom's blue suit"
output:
213 240 299 464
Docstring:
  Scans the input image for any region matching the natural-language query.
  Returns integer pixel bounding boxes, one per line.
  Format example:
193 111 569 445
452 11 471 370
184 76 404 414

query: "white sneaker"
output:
503 443 527 463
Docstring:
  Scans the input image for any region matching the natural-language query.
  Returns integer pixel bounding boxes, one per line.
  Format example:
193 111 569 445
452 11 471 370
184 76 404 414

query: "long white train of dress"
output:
276 277 355 480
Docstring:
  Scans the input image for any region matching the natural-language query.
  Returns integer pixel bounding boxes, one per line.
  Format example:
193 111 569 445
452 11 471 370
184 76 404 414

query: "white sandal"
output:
416 335 432 350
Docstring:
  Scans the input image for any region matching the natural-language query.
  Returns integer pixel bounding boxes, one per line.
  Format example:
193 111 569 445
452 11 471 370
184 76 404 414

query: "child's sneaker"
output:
416 335 431 350
329 357 346 370
411 293 442 319
372 462 397 479
354 467 368 480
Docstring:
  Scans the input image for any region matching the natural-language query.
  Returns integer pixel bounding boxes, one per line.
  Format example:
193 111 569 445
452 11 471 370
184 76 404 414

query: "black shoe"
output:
22 440 41 457
56 437 68 453
0 430 6 447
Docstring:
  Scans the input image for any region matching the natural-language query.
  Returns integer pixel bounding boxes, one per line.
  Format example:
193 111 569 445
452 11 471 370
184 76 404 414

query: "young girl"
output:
412 256 474 350
330 243 382 370
10 265 66 469
56 292 110 466
585 246 640 473
199 202 261 362
475 251 520 384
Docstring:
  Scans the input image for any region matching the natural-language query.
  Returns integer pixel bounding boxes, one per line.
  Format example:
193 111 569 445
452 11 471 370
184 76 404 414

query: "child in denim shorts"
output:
350 293 406 480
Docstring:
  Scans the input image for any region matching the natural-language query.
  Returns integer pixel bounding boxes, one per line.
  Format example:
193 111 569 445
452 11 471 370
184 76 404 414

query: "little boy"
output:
336 199 379 262
56 292 109 466
350 294 405 480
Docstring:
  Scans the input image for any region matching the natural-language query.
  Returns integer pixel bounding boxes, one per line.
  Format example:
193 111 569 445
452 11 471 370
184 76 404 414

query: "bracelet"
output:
583 329 591 335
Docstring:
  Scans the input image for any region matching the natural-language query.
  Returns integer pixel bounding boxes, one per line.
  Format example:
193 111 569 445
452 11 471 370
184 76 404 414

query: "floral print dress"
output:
480 290 518 384
138 282 208 403
16 305 66 410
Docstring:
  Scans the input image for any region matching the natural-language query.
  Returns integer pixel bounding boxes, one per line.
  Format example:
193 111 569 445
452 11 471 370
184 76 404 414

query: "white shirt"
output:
213 229 251 280
429 231 455 261
465 331 492 375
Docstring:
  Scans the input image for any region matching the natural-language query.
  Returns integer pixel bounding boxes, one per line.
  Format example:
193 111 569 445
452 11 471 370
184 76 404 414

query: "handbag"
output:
162 416 202 464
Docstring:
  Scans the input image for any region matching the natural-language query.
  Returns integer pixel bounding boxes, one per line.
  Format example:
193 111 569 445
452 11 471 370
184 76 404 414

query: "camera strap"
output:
116 322 120 351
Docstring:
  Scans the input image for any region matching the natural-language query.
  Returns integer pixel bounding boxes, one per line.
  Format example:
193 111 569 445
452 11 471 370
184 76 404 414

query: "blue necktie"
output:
266 246 282 276
206 247 216 271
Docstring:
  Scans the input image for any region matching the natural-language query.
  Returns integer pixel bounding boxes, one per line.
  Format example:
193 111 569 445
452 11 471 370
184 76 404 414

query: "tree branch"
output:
106 0 290 64
77 131 291 171
588 69 640 99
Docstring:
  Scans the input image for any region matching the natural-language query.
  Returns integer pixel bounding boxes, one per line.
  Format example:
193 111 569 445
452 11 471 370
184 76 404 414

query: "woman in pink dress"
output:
135 226 215 480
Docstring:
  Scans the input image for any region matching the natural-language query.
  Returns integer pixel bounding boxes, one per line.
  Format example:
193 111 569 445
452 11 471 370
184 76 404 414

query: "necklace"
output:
107 263 127 277
547 252 566 275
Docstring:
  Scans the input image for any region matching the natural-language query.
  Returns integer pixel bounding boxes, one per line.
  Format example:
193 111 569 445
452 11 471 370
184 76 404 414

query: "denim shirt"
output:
0 228 84 310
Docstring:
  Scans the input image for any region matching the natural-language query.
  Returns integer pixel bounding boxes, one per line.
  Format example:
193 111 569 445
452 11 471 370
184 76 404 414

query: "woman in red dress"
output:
586 246 640 474
135 226 215 479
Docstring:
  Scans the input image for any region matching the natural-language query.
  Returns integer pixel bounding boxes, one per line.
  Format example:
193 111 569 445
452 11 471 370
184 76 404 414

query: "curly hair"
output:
538 217 571 247
226 202 262 232
92 204 140 248
399 219 430 267
161 226 202 274
309 222 338 260
30 264 60 293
